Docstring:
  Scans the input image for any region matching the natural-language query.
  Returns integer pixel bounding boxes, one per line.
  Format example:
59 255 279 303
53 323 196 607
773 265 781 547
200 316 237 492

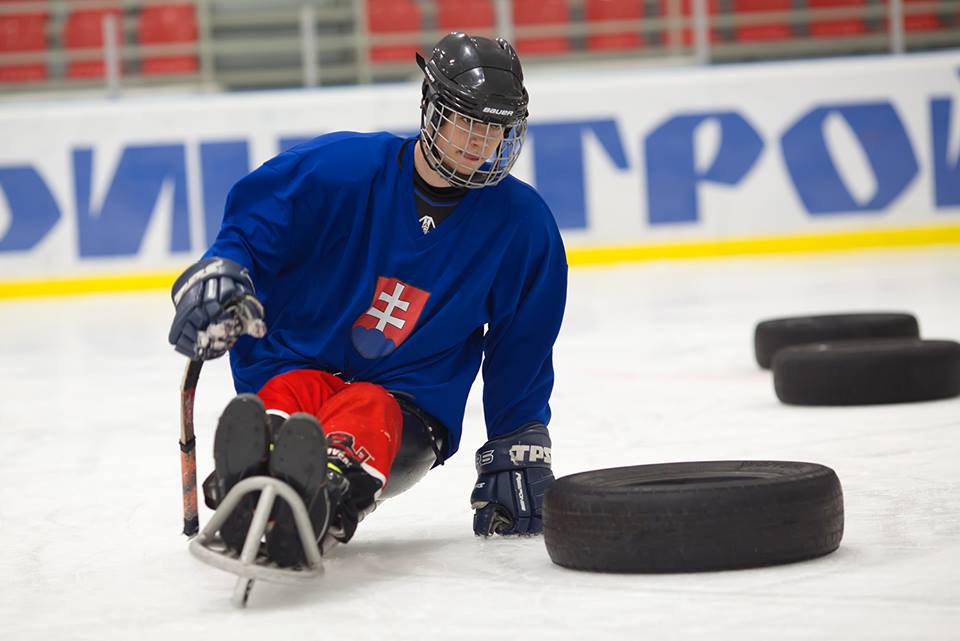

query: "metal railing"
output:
1 0 958 97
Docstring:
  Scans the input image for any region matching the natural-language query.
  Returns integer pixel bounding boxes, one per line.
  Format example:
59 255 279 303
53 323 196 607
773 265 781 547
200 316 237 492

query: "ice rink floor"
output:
1 247 958 640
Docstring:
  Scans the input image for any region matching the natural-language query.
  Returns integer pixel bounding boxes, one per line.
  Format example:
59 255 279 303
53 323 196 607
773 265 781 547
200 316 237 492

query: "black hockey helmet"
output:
417 32 529 126
416 32 529 188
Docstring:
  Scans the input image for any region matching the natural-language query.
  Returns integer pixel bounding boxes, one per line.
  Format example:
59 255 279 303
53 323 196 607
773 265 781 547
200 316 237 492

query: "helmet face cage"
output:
420 97 527 189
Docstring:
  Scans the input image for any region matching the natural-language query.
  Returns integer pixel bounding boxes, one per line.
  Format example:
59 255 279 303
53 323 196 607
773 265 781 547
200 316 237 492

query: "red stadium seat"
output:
808 0 868 38
436 0 496 31
64 7 123 78
659 0 721 47
585 0 645 51
733 0 793 42
513 0 570 55
0 7 47 83
138 4 198 74
903 0 942 31
367 0 422 63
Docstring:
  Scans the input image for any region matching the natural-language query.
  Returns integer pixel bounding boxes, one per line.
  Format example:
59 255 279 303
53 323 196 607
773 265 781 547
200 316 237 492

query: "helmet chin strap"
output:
419 137 449 179
416 138 458 188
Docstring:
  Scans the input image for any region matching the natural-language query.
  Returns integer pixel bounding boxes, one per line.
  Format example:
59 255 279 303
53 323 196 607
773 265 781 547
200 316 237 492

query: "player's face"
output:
435 113 505 174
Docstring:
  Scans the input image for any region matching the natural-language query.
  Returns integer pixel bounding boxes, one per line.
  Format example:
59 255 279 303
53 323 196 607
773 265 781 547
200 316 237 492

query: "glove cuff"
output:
475 423 552 474
171 257 254 305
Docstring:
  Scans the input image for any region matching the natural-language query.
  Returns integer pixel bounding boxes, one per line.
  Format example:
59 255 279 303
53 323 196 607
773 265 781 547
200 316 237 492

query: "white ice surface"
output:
1 247 958 640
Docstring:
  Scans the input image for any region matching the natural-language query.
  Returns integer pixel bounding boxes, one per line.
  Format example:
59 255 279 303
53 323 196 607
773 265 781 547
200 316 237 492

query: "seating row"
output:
369 0 955 61
0 2 196 82
1 1 954 84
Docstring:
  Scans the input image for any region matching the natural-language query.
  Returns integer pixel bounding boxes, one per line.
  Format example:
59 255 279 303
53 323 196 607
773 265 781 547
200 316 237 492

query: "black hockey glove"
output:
470 424 554 536
168 257 266 360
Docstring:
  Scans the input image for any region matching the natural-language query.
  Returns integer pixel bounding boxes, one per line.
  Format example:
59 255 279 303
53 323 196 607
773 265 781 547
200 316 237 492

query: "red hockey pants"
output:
256 369 402 488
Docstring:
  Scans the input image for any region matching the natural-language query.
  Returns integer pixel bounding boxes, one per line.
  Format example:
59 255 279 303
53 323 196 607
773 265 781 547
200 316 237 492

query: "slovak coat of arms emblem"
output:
352 276 430 358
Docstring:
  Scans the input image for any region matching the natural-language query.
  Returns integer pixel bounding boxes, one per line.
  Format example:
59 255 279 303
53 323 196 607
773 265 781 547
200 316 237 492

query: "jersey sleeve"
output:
202 151 326 287
481 209 568 440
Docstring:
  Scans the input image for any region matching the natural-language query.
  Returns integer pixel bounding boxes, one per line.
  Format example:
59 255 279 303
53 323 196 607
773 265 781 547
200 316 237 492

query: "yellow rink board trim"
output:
0 272 179 299
2 224 960 299
566 224 960 266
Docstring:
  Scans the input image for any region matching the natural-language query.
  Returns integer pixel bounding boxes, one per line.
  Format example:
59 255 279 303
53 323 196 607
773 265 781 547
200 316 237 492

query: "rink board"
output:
1 50 959 295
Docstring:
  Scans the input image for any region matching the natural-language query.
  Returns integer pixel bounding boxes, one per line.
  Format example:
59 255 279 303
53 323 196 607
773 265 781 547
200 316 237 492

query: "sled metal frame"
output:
189 476 323 608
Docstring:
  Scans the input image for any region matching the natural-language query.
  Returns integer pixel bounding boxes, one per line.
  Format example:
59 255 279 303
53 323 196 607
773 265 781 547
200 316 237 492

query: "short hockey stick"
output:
180 358 204 537
178 297 267 537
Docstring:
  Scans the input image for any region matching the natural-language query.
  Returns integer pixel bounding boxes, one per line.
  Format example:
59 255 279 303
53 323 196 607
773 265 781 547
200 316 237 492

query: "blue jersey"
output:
204 132 567 458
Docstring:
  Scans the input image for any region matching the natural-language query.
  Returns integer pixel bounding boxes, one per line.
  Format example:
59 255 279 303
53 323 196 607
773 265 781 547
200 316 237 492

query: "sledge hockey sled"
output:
189 476 323 608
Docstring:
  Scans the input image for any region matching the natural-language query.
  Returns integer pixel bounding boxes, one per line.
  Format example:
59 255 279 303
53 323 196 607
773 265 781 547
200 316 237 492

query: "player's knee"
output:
350 382 403 429
257 368 343 417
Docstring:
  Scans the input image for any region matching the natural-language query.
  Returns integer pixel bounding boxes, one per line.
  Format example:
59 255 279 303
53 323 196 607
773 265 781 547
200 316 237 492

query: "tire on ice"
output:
773 338 960 406
754 312 919 369
543 461 844 573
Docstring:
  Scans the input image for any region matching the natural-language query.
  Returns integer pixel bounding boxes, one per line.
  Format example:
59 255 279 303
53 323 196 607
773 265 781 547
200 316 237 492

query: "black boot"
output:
266 413 333 567
212 394 271 553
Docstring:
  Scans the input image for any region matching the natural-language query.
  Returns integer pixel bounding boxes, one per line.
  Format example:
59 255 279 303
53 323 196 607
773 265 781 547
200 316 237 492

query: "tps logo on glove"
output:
478 444 552 468
509 445 551 466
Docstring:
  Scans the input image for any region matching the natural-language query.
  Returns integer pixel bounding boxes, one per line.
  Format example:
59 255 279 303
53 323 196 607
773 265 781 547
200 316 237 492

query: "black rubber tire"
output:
754 313 919 369
773 338 960 406
543 461 843 573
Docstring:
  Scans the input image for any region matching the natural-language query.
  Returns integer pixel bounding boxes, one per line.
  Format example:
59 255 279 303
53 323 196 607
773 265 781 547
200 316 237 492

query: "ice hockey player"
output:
167 32 567 567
